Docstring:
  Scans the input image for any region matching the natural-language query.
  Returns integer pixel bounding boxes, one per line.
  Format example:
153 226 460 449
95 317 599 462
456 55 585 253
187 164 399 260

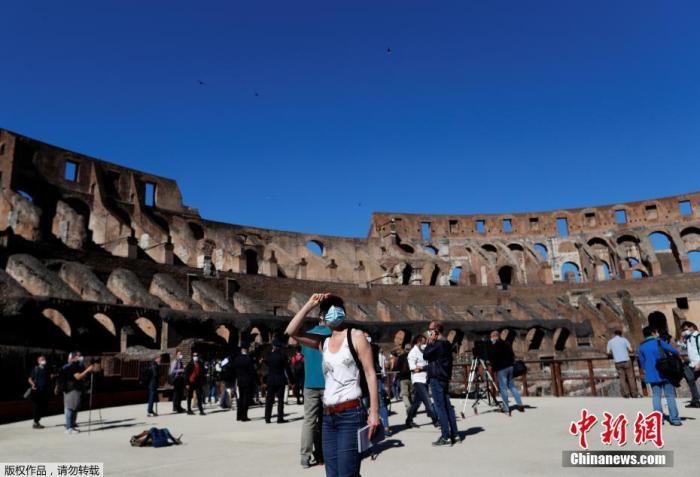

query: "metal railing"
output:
455 355 650 398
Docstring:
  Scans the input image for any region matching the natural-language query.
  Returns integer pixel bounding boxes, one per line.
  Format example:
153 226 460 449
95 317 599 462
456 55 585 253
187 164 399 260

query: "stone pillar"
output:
160 321 169 350
410 265 423 286
296 258 307 280
327 259 338 282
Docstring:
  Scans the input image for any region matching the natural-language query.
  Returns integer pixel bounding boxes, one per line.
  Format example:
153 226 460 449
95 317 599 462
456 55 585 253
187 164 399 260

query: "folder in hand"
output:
357 424 386 453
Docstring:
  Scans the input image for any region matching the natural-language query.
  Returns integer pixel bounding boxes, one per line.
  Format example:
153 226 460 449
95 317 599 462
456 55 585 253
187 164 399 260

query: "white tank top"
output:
322 332 362 406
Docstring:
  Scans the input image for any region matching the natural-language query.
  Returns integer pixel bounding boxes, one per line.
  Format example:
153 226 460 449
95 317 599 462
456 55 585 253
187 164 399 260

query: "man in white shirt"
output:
405 336 438 428
606 330 638 398
680 321 700 408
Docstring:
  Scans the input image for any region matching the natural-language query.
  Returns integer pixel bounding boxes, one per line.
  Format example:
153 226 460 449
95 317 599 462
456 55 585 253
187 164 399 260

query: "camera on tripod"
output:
472 339 490 361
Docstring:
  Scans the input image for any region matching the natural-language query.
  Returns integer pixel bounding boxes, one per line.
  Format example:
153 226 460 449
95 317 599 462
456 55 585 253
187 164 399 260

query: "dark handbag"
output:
512 360 527 378
655 341 684 387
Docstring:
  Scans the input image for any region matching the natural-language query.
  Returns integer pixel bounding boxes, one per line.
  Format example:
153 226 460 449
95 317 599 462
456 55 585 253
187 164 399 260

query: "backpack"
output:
655 341 684 387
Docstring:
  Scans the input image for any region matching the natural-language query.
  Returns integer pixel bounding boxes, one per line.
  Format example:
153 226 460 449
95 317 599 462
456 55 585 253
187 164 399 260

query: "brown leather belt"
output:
323 399 362 415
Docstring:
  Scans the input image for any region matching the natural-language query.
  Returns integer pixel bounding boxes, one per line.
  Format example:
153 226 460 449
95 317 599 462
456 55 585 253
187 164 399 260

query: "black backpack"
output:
655 341 684 387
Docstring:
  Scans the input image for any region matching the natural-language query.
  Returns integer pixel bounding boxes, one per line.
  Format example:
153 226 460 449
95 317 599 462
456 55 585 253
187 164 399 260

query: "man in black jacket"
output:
423 321 460 446
487 330 524 415
264 339 292 423
146 355 161 417
233 341 257 421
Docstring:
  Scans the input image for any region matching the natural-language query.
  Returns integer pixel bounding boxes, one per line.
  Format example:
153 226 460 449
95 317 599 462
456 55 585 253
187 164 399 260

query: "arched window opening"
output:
554 328 570 351
534 243 548 261
449 266 462 285
402 264 412 285
498 266 514 287
306 240 324 257
561 262 581 283
429 265 440 286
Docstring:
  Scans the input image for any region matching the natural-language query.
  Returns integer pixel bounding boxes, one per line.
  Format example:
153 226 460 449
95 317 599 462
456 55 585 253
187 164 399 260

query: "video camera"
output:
472 339 490 361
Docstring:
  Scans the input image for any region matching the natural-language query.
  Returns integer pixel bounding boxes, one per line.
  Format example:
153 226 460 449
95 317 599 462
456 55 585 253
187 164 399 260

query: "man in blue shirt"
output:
299 323 331 468
638 326 682 426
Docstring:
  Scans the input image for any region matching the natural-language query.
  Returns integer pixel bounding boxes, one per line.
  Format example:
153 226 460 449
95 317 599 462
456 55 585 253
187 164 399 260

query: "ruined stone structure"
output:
2 128 700 398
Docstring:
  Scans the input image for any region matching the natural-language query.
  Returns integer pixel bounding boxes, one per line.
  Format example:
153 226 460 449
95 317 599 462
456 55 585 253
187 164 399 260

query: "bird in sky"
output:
197 80 206 86
386 47 392 55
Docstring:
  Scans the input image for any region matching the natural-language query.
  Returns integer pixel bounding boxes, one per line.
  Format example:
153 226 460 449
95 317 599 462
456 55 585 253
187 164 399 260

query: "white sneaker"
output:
65 428 78 434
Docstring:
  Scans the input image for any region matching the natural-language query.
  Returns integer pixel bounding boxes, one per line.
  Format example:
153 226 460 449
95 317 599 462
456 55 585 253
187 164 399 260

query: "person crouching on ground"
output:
286 293 380 477
487 330 524 415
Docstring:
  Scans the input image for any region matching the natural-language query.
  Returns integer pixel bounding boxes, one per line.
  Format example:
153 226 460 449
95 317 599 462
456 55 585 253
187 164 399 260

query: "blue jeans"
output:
377 379 389 430
651 382 680 424
322 406 366 477
64 408 77 429
497 367 523 412
430 379 458 440
147 386 157 414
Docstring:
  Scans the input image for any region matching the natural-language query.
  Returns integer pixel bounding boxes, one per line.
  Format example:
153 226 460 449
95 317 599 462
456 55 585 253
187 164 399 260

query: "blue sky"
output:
1 1 699 237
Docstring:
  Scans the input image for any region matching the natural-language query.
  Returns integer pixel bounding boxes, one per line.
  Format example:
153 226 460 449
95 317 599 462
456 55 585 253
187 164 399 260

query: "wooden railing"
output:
455 355 650 398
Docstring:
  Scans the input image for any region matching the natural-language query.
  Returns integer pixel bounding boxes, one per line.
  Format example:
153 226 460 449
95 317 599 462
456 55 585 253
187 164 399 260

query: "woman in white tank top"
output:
286 293 380 477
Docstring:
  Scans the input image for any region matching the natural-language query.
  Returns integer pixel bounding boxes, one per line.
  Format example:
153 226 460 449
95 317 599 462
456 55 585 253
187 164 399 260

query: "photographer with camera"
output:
487 330 524 416
423 321 460 446
60 351 95 434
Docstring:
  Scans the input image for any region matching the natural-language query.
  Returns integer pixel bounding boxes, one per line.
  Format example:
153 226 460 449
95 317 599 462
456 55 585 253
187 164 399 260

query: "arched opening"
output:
560 262 581 283
534 243 548 261
393 329 410 348
402 264 413 285
424 245 438 255
601 262 612 280
508 243 524 252
306 240 324 257
449 266 462 285
527 327 545 351
648 311 668 336
481 244 498 255
188 222 204 240
42 309 71 337
498 266 514 287
649 232 673 251
689 251 700 272
135 317 157 343
500 328 516 344
632 270 647 279
245 249 259 275
216 324 230 343
17 190 34 202
398 243 414 254
429 265 440 286
93 313 116 336
554 328 571 351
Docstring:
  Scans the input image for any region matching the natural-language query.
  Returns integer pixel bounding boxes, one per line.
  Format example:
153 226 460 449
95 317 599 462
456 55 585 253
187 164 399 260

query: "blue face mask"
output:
324 306 346 328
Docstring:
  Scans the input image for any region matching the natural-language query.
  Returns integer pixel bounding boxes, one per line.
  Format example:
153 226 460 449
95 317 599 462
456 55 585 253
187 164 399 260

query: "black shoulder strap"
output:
346 328 360 366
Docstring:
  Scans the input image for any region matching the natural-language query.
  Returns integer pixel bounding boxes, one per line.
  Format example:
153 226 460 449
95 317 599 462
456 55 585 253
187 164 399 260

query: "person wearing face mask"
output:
679 321 700 408
61 351 95 434
169 351 186 413
286 293 380 477
487 330 524 416
184 352 206 415
28 355 50 429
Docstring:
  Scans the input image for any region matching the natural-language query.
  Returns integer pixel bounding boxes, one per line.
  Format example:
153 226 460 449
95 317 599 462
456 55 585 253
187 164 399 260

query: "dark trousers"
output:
265 384 285 422
684 364 700 402
237 385 252 420
406 382 437 423
172 380 185 412
187 385 204 413
147 386 157 414
430 379 458 440
31 390 48 424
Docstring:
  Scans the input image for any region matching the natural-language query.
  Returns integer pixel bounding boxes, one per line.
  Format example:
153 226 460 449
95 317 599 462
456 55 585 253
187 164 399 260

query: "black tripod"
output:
87 372 103 434
460 356 501 418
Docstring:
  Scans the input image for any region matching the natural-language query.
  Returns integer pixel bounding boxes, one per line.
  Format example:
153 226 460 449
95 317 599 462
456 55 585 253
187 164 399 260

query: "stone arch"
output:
135 317 157 342
42 308 71 337
93 313 116 336
553 327 571 351
526 327 545 351
498 265 515 286
216 324 231 343
393 329 411 348
188 222 205 240
307 240 324 257
449 266 463 285
533 243 548 261
560 262 581 283
500 328 516 344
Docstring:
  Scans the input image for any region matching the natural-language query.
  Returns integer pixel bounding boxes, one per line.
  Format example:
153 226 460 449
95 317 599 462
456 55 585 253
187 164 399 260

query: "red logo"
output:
633 411 664 449
600 412 628 446
569 410 664 449
569 408 598 449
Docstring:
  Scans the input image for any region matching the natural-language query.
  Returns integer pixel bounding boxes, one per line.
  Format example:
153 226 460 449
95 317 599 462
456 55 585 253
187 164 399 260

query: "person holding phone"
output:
286 293 380 477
